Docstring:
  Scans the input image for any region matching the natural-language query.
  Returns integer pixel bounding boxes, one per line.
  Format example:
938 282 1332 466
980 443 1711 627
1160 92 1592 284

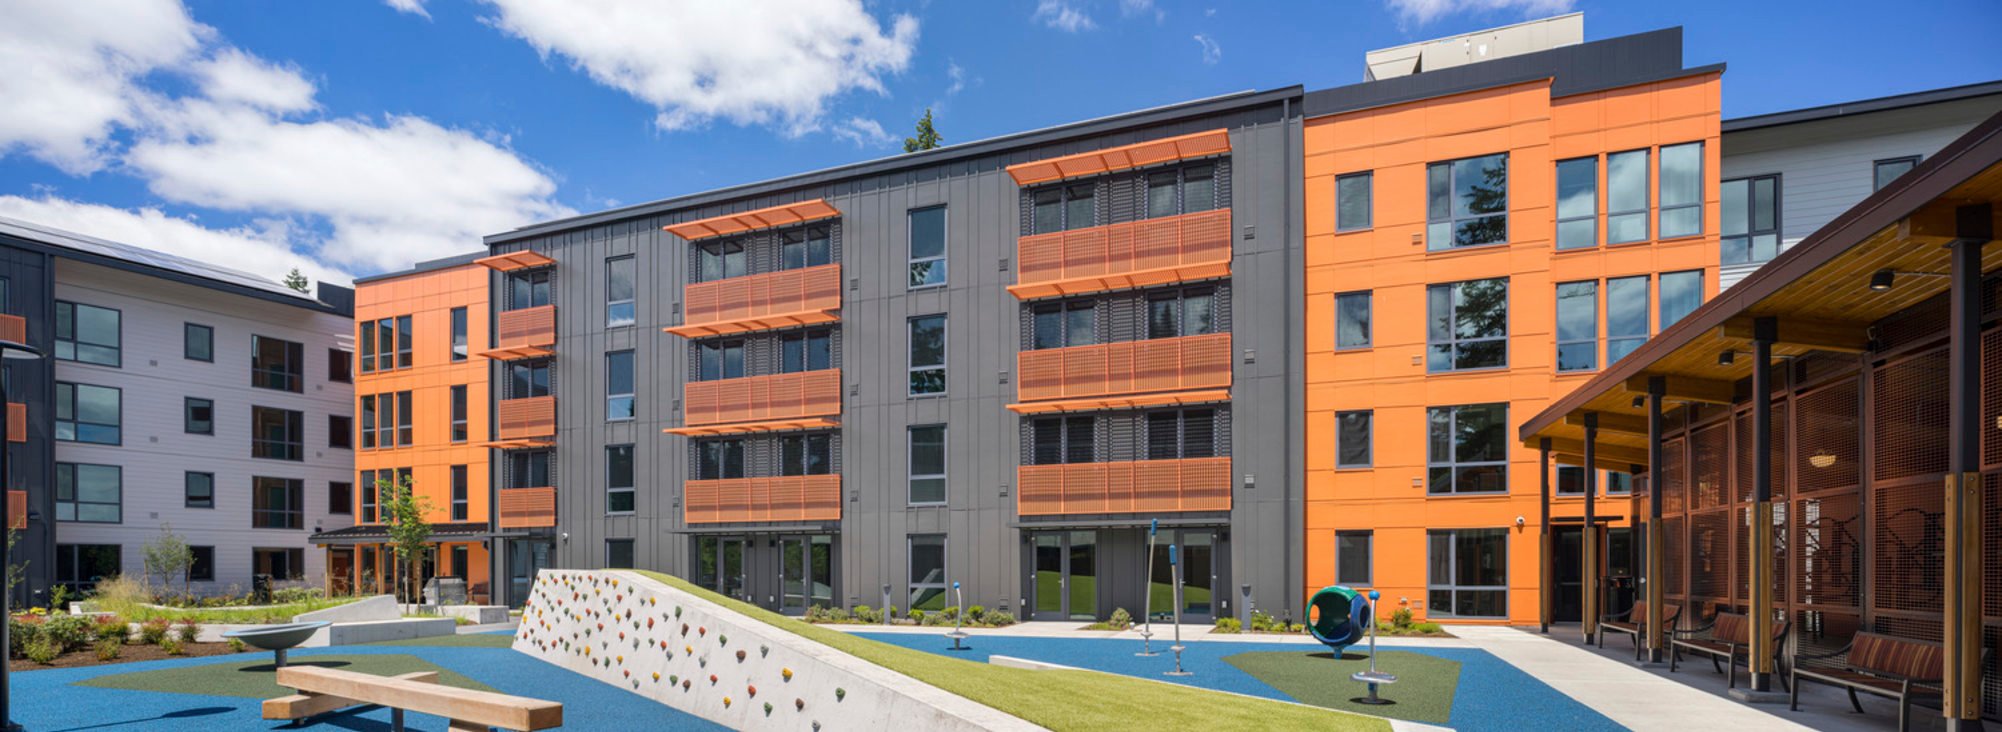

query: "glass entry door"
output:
506 538 552 608
779 535 834 615
1030 531 1097 620
695 536 748 602
1149 529 1218 623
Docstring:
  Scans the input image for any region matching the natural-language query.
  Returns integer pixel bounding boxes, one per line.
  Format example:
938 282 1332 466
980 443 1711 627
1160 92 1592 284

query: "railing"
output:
496 305 556 351
7 403 21 443
1013 209 1231 296
1017 457 1232 516
497 396 556 440
6 490 22 530
1016 333 1231 403
0 314 22 345
684 475 841 524
678 264 841 334
684 369 841 427
497 487 556 528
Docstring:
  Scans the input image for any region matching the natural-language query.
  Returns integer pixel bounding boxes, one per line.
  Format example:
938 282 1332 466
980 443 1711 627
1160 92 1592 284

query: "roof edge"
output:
1722 78 2002 133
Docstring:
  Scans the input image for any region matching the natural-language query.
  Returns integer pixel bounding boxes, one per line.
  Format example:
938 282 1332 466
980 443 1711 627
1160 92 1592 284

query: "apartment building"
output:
0 217 354 602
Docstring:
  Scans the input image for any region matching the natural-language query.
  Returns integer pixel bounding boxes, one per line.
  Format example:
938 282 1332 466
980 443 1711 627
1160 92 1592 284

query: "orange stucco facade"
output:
1303 74 1723 624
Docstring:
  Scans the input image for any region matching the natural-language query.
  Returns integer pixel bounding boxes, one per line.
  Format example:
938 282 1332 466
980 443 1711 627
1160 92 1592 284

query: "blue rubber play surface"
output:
12 640 727 731
853 632 1623 732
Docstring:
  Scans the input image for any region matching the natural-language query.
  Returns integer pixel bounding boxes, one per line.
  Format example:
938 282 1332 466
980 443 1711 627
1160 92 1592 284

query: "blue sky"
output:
1 0 1997 285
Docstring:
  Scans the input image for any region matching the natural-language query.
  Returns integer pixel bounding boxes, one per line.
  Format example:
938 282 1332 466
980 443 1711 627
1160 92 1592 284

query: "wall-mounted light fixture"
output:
1869 268 1949 292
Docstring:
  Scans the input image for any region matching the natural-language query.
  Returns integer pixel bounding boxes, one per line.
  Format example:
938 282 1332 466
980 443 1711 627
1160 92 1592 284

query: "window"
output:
373 393 394 447
252 335 305 392
251 406 304 461
450 465 468 521
1659 270 1703 329
1428 528 1508 617
781 433 832 476
1336 172 1372 231
328 414 353 448
1606 149 1650 244
1659 142 1703 238
780 329 832 372
695 439 746 480
1426 403 1507 494
1555 157 1597 250
395 314 412 368
509 363 549 398
449 385 467 443
359 470 379 522
1555 281 1597 372
507 452 550 489
697 339 745 381
1336 410 1372 468
1426 278 1507 372
1607 470 1634 494
55 382 120 444
328 349 352 383
1556 464 1586 495
1335 291 1371 350
184 323 213 362
359 320 376 374
396 391 412 446
252 477 305 529
450 307 469 361
908 425 946 505
55 301 120 366
908 205 947 289
329 481 352 515
1033 416 1097 465
253 548 305 579
1030 301 1095 350
508 269 552 308
908 535 947 611
1606 276 1649 364
360 395 376 449
1721 175 1779 265
1336 531 1373 586
1426 153 1507 249
607 445 635 514
1874 156 1920 192
1147 164 1218 218
188 546 215 582
695 240 746 283
907 314 946 396
606 539 635 569
606 350 635 421
185 397 214 435
780 226 833 270
1146 287 1216 340
56 463 121 522
1144 409 1215 460
375 318 394 371
56 544 120 592
606 256 636 327
1032 184 1096 234
185 472 214 508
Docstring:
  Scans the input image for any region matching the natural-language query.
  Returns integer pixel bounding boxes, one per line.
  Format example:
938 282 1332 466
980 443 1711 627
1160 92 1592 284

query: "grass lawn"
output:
1222 650 1460 725
92 596 366 625
634 571 1386 731
77 654 492 698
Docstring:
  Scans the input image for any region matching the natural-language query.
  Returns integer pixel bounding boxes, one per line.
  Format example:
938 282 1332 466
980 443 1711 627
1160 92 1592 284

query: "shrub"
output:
23 634 59 664
41 613 93 652
982 611 1017 627
138 618 170 645
908 609 925 625
1390 607 1414 629
1212 617 1242 634
270 586 325 604
940 606 959 621
175 619 200 643
92 615 128 644
227 637 247 653
1413 622 1443 634
850 605 880 624
965 605 985 623
9 615 43 656
160 636 185 655
95 637 122 661
1248 610 1276 632
1288 623 1307 633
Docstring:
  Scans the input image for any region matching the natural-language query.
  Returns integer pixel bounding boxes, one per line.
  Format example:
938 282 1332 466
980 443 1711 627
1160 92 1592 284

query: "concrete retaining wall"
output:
514 570 1041 732
295 594 399 623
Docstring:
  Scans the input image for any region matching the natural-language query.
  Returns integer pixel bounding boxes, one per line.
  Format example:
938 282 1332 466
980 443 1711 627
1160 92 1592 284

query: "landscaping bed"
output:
9 640 242 671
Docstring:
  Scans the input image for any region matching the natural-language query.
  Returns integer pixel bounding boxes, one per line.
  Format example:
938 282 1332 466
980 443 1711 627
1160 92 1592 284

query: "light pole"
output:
0 335 44 732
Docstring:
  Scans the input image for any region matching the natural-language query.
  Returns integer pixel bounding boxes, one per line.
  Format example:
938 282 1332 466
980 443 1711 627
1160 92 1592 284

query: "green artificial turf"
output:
1222 650 1460 725
77 654 493 698
366 633 517 648
1027 571 1214 621
631 570 1387 732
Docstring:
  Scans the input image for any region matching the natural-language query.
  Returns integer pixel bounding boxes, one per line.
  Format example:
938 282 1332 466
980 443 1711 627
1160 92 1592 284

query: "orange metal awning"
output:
482 437 555 450
664 417 840 437
1006 129 1231 186
478 344 556 360
664 199 842 241
1008 389 1231 414
664 308 840 339
475 250 555 272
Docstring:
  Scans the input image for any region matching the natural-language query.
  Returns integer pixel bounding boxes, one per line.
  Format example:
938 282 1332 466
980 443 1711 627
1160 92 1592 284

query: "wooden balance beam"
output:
264 666 563 731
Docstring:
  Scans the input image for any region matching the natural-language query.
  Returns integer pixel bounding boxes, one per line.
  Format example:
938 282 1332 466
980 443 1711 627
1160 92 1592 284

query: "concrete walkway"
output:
831 619 1478 647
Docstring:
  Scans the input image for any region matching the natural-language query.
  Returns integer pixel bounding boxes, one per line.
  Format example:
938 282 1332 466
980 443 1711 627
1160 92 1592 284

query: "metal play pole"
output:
1137 519 1158 656
1165 544 1190 676
946 582 969 651
1351 590 1397 705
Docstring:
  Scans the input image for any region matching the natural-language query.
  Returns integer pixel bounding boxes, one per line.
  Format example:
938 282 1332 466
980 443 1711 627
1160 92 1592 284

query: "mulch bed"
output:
10 641 248 672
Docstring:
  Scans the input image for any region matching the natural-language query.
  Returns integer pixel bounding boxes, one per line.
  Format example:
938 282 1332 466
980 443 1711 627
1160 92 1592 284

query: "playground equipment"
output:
1137 519 1158 657
1348 590 1397 705
1307 585 1372 657
945 582 970 651
222 621 330 668
1165 544 1190 676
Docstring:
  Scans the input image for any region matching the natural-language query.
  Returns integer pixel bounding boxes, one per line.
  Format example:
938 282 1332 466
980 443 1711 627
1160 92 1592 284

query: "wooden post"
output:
1582 412 1598 646
1943 205 1990 731
1539 437 1552 634
1750 317 1777 692
1647 377 1668 663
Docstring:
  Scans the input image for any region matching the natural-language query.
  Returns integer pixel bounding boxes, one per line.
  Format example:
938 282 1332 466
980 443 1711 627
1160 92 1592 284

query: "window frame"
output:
449 385 468 443
606 254 637 328
251 335 305 392
184 322 214 363
693 438 746 481
184 396 215 435
185 471 215 509
1657 142 1704 239
1033 415 1098 465
1555 280 1598 373
1426 528 1509 618
606 350 635 422
1335 530 1373 586
1146 286 1218 340
450 306 469 361
251 476 305 530
1426 403 1509 496
1029 299 1096 351
780 432 833 476
907 534 949 612
54 300 121 367
1030 182 1098 235
250 405 305 461
1425 153 1509 251
1335 171 1373 232
1605 148 1651 245
328 349 353 383
55 462 122 523
779 328 833 373
1425 278 1509 373
55 381 121 445
1658 269 1704 330
779 225 834 271
1554 156 1598 250
907 424 947 506
1143 408 1216 461
1605 275 1650 365
188 545 215 582
907 205 948 290
907 314 947 397
1873 155 1921 192
329 481 352 516
1335 410 1373 468
359 320 376 374
1334 291 1371 350
607 444 636 515
606 539 636 569
450 465 469 521
1720 173 1782 265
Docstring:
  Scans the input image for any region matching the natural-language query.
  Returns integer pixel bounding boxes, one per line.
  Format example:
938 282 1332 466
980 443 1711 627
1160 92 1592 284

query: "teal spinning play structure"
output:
1307 585 1373 656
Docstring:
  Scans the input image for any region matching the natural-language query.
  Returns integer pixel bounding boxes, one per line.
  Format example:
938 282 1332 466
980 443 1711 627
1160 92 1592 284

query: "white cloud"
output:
382 0 431 18
1033 0 1095 32
0 0 206 174
1120 0 1165 22
476 0 918 136
191 49 316 113
1384 0 1575 26
946 62 966 96
1193 34 1221 64
0 195 353 286
829 117 896 149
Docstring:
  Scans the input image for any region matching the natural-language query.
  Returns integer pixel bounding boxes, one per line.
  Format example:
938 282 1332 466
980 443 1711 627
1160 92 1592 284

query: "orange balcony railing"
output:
684 475 842 524
484 305 556 359
668 264 840 338
0 314 23 345
497 396 555 441
1017 457 1231 516
1011 209 1231 299
496 487 556 529
7 403 22 443
679 369 841 429
1015 333 1231 405
6 489 22 529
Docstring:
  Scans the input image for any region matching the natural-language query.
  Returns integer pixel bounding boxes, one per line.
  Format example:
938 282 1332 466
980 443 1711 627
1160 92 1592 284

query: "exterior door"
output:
695 536 749 602
778 536 834 614
1553 526 1583 622
505 538 552 608
1030 531 1099 620
1149 529 1219 623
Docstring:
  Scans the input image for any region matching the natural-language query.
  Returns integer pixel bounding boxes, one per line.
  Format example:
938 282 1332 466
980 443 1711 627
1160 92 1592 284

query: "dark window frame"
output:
450 465 469 521
907 424 947 506
1427 528 1509 618
450 306 469 361
55 381 121 445
907 314 946 397
1426 403 1508 495
184 471 215 509
188 545 215 582
607 444 635 514
1658 142 1704 239
606 350 635 422
1335 171 1373 232
1336 530 1373 586
1605 148 1651 245
54 300 121 367
1335 410 1372 468
1425 278 1509 373
1605 275 1650 365
55 462 122 523
250 405 305 461
329 414 352 449
1721 173 1782 265
184 322 214 362
1030 182 1098 234
1873 155 1921 192
1554 156 1598 250
251 476 305 530
1425 153 1509 250
449 385 468 443
1146 286 1218 340
1555 280 1598 373
907 205 948 290
1029 299 1096 351
329 481 352 515
328 349 353 383
1335 291 1371 350
251 335 305 392
606 255 637 328
184 396 215 435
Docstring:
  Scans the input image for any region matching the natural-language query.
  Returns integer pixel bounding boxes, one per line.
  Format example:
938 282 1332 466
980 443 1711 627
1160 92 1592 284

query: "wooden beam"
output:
265 671 439 720
1716 315 1869 353
1900 200 2002 242
1546 438 1649 468
1565 411 1649 436
1625 374 1734 405
273 666 563 730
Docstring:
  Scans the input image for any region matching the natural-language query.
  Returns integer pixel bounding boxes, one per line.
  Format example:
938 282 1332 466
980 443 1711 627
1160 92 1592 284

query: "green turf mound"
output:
77 654 493 698
1223 650 1459 725
366 633 517 648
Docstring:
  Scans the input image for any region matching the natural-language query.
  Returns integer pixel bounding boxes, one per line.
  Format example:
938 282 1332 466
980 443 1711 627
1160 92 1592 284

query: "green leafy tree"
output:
283 267 310 294
5 528 24 600
379 474 434 603
142 524 195 597
903 109 942 153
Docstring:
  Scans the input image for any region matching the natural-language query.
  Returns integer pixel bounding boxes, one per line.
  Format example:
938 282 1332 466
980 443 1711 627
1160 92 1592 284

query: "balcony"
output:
482 305 556 360
667 264 841 338
0 313 22 345
496 487 556 529
1010 209 1231 300
7 402 22 443
667 369 841 436
6 490 22 529
496 396 555 442
1017 457 1231 516
684 475 841 524
1011 333 1231 412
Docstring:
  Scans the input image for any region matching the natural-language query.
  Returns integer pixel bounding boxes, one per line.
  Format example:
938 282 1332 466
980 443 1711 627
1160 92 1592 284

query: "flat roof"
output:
0 215 348 315
1722 78 2002 133
352 250 488 285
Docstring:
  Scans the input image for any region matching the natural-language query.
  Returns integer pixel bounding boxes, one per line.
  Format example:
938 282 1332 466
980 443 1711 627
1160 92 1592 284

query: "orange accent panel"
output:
482 305 556 360
497 396 555 441
667 264 841 338
1016 457 1231 516
1016 333 1231 403
664 417 841 437
1007 389 1230 415
684 475 841 524
0 313 23 345
1007 129 1232 186
475 250 555 272
6 490 23 530
496 487 556 529
663 200 841 241
1011 209 1231 299
7 403 22 443
684 369 840 427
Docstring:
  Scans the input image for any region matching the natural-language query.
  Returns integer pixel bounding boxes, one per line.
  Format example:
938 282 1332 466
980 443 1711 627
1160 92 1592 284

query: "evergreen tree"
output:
283 267 310 293
903 109 943 153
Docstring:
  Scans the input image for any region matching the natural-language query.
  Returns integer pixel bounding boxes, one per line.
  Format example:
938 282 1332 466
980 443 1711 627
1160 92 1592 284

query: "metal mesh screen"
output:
1986 329 2002 467
1689 510 1729 606
1872 479 1946 615
1663 438 1686 514
1730 506 1785 608
1795 492 1862 610
1733 403 1787 504
1664 515 1685 602
1794 609 1862 671
1795 379 1860 493
1692 422 1728 510
1873 347 1951 482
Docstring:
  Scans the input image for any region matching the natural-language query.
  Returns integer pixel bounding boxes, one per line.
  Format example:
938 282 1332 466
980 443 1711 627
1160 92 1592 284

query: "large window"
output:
188 546 214 582
251 406 304 461
1146 286 1216 340
606 255 636 327
1335 291 1371 350
1426 278 1507 372
1146 164 1218 218
1031 183 1096 234
908 314 946 396
1555 281 1597 372
1428 528 1508 617
253 548 305 579
908 205 947 289
1336 172 1372 232
1030 301 1095 350
1426 154 1507 250
449 385 467 443
55 544 120 592
1659 142 1703 238
1145 409 1216 460
780 226 833 270
450 307 469 361
56 382 120 444
1605 275 1649 364
695 439 746 480
606 350 635 421
907 425 946 505
1032 416 1097 465
780 433 832 476
780 329 832 372
606 539 636 569
1658 270 1703 329
507 452 548 489
1874 156 1919 192
1336 410 1372 468
360 395 377 449
360 320 376 374
1555 157 1597 250
908 535 947 611
185 397 214 435
510 362 550 398
184 471 214 509
1336 531 1373 586
328 349 352 383
450 465 468 521
1721 175 1780 265
508 269 552 309
252 477 304 529
1606 149 1650 244
56 463 121 523
607 445 635 514
55 301 120 366
697 339 744 381
329 481 352 515
696 240 746 283
252 335 305 392
1426 403 1507 495
184 323 214 362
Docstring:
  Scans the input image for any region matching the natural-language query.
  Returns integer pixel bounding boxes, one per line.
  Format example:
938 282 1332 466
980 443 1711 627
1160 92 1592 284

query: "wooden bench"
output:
1669 611 1791 691
1788 632 1973 732
1599 602 1680 661
264 665 563 731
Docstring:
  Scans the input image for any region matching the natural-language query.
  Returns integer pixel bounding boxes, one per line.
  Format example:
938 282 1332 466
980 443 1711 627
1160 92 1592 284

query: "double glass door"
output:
1149 530 1216 622
1031 531 1098 621
695 537 748 602
778 535 834 614
506 538 552 608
